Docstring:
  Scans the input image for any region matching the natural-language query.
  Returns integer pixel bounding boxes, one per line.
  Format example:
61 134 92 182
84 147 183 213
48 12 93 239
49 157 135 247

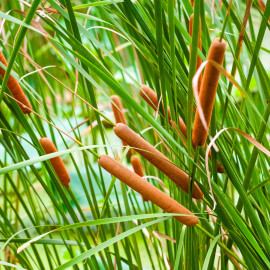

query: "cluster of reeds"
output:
99 33 226 223
1 0 270 269
95 31 226 234
0 11 240 239
109 92 202 225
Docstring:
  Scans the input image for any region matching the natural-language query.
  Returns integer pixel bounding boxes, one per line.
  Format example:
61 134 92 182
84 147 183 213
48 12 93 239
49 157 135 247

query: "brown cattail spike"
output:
139 85 158 111
114 123 203 199
139 85 171 122
110 95 127 125
189 14 202 92
39 138 70 187
110 95 132 157
0 51 32 114
179 116 187 139
192 38 226 147
216 162 225 173
98 155 198 226
131 155 148 201
131 155 144 177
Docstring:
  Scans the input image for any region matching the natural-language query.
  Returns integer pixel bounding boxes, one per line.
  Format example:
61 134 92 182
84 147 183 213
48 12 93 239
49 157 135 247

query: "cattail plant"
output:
114 123 203 199
140 84 171 121
179 116 188 139
131 155 144 177
139 85 158 110
192 38 226 146
39 138 70 187
0 50 32 114
131 155 148 201
141 86 224 173
111 95 132 156
98 155 198 226
111 95 127 124
3 1 270 269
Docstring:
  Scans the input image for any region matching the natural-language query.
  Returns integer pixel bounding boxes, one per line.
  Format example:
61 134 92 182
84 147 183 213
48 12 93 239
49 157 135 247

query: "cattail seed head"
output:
139 85 171 122
192 38 226 147
110 95 132 156
131 155 144 177
131 155 148 201
0 51 32 114
139 85 158 111
111 95 127 125
179 116 187 139
98 155 198 226
39 138 70 187
114 123 203 199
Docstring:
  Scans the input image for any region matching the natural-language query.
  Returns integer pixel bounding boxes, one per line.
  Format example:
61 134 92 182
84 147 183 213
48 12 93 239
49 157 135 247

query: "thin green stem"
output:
219 0 233 41
196 224 247 268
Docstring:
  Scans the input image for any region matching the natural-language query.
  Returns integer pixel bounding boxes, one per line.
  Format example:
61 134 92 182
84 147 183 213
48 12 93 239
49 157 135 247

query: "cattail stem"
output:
7 91 100 161
219 0 233 41
258 0 270 22
192 38 226 147
39 138 70 188
189 146 200 208
189 14 202 92
195 224 246 267
177 116 224 173
98 155 198 226
114 123 203 199
208 150 224 174
0 51 32 114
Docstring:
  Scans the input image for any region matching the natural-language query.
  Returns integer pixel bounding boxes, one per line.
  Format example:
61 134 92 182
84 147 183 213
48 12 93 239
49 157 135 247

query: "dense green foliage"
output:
0 0 269 269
